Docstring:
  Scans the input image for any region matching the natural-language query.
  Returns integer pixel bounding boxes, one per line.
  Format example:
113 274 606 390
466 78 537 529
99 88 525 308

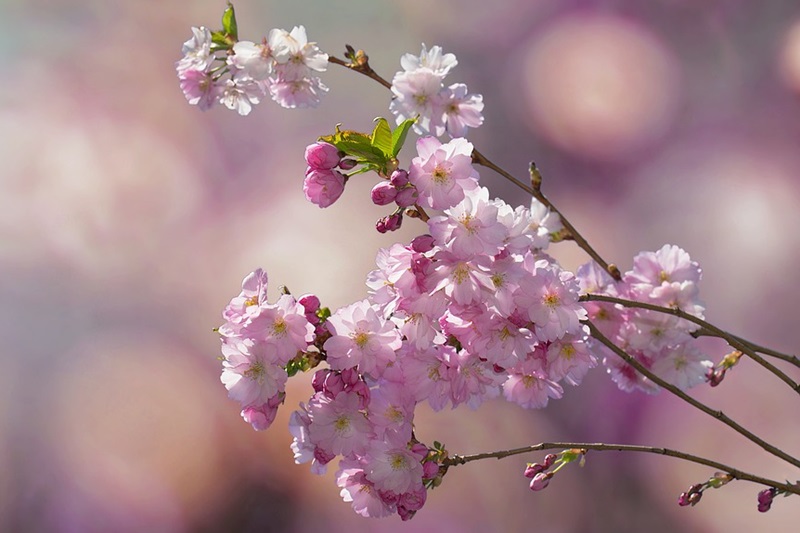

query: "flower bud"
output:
410 234 436 253
376 213 403 233
304 168 346 208
371 181 398 206
298 293 321 314
304 142 341 170
757 488 777 512
524 463 545 478
390 168 409 187
529 472 553 491
543 454 558 468
422 460 440 480
394 186 418 208
311 368 331 393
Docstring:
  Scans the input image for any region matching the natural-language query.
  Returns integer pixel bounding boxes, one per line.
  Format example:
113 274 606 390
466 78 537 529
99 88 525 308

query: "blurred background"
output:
1 0 799 531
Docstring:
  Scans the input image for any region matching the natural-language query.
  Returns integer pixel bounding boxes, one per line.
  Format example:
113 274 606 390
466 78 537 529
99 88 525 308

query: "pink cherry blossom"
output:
408 136 479 210
303 167 346 207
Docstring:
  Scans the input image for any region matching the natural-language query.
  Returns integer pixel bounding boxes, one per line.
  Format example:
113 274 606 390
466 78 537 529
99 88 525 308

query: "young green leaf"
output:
222 2 238 41
390 117 417 157
371 117 393 158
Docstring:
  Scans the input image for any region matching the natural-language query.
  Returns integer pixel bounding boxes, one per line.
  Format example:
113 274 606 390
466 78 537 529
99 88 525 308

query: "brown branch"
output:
584 320 800 470
582 294 800 394
442 441 800 495
692 328 800 368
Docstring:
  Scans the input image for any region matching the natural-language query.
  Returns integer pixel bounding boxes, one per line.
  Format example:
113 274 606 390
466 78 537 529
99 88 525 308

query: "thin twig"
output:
442 441 799 495
692 328 800 368
582 294 800 394
585 320 800 470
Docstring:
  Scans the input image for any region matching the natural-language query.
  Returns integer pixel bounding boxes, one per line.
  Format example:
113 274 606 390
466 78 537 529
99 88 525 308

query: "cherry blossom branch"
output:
584 320 800 470
582 294 800 394
692 328 800 368
442 441 799 495
328 52 621 281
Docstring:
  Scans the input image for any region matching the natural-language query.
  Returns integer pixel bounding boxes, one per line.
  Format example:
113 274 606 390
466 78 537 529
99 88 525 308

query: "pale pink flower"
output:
219 75 264 116
176 26 213 74
230 40 275 81
399 44 458 76
221 268 269 331
178 69 221 111
270 26 328 79
408 136 479 210
651 343 713 391
337 461 396 518
308 391 374 457
448 349 505 409
220 340 287 406
365 440 425 494
390 68 445 135
440 83 484 138
324 300 402 377
268 74 329 109
241 294 314 363
428 186 506 259
503 356 563 409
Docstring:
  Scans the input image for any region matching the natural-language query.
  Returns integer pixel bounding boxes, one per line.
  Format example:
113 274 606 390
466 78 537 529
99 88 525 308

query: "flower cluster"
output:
176 23 328 115
218 269 316 429
576 245 712 393
390 45 484 137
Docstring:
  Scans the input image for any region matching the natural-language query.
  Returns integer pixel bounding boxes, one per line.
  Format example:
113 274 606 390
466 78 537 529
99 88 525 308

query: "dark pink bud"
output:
394 186 418 208
298 293 321 314
529 472 553 491
340 367 360 386
350 380 371 409
390 169 409 187
304 142 341 170
543 454 558 468
311 369 332 393
338 158 357 170
706 367 725 387
757 488 776 512
313 446 336 465
371 181 398 206
410 234 436 253
410 442 428 458
376 213 403 233
524 463 545 478
422 460 440 480
323 372 345 397
399 487 427 511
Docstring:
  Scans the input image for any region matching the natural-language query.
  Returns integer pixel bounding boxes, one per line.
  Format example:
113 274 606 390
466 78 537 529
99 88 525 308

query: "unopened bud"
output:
757 488 777 512
529 471 553 491
376 213 403 233
410 234 436 253
371 181 397 206
390 169 409 187
524 463 545 478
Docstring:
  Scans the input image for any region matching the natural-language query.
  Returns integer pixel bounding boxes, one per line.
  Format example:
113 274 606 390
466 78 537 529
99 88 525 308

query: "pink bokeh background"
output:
1 0 799 531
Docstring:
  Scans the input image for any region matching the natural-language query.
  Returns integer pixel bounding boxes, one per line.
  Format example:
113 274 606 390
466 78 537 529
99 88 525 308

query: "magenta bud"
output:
706 367 725 387
376 213 403 233
304 142 341 170
390 169 409 187
323 371 345 397
422 460 440 480
394 186 418 208
298 293 320 314
529 472 553 491
543 454 558 468
311 369 331 392
757 488 777 512
410 442 428 457
338 158 357 170
371 181 398 206
350 380 371 409
410 234 436 253
524 463 545 478
340 367 360 386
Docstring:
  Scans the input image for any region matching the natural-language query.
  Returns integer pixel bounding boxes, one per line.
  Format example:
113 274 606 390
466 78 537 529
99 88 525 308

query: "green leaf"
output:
222 3 238 41
211 30 230 48
320 126 388 168
390 117 416 157
370 117 393 157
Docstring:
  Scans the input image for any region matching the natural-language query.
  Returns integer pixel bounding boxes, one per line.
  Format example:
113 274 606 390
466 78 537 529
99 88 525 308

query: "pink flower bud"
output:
323 371 345 397
757 488 776 512
304 168 346 208
394 186 418 208
350 380 371 409
376 213 403 233
390 169 409 187
312 368 332 393
410 234 436 253
304 142 341 170
543 453 558 468
422 460 440 480
371 181 398 205
298 293 321 313
529 472 553 491
524 463 545 478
